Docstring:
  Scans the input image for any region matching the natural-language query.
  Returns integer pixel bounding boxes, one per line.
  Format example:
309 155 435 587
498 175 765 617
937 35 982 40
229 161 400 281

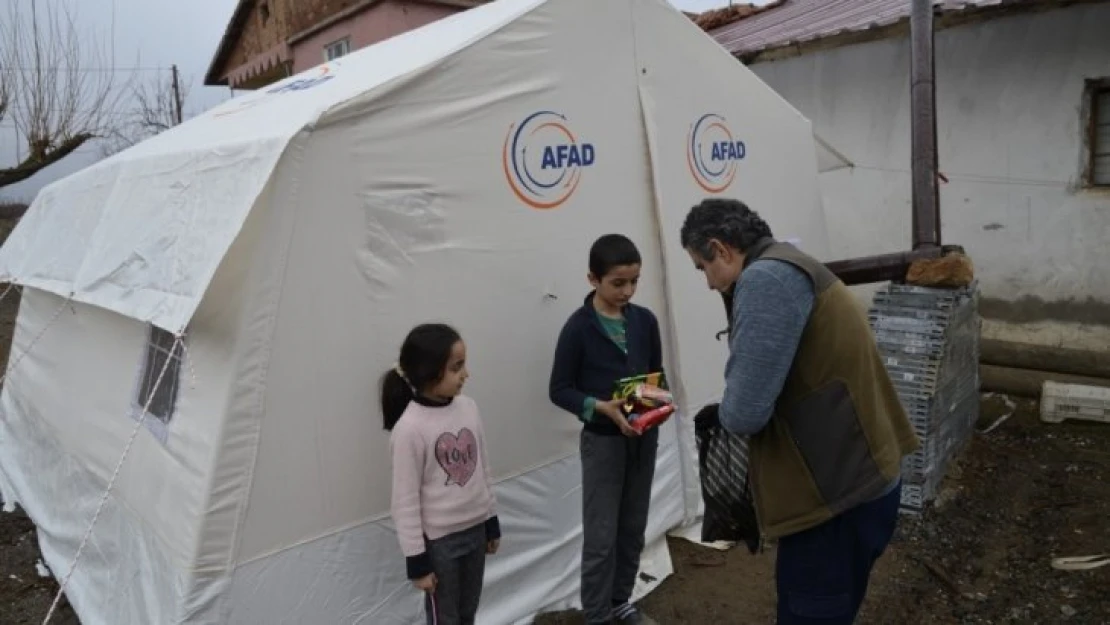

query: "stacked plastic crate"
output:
868 282 981 513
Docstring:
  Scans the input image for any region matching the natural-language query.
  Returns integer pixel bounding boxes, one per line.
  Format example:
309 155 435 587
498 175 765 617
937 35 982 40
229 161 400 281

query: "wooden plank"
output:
980 338 1110 379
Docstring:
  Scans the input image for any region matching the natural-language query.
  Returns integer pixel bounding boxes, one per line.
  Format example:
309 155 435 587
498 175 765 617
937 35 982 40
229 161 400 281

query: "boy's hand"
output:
615 418 640 437
413 573 437 593
486 539 500 555
598 398 639 437
596 398 625 420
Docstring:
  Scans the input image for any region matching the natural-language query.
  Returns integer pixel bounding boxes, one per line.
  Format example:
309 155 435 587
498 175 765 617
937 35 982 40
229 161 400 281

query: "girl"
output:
383 323 500 625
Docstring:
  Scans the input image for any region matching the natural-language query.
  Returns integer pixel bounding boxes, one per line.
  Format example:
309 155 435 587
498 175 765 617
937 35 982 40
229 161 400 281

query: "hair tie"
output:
394 363 416 392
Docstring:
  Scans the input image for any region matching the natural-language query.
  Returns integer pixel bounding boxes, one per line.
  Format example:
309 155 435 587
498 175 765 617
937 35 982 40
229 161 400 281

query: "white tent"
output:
0 0 834 623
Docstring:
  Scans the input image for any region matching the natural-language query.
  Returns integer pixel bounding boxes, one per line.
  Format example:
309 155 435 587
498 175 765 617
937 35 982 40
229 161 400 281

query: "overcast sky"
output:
1 0 762 200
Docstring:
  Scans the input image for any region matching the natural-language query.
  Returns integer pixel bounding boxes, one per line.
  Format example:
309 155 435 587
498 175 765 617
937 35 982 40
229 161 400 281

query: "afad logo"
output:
502 111 595 210
687 113 746 193
213 65 336 118
265 65 335 94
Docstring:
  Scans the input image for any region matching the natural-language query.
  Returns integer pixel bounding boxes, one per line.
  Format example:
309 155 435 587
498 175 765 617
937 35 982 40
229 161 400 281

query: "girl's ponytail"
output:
381 367 414 431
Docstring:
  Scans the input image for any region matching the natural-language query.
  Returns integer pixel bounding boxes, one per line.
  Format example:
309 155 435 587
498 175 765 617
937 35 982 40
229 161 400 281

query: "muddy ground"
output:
0 217 1107 623
536 394 1110 625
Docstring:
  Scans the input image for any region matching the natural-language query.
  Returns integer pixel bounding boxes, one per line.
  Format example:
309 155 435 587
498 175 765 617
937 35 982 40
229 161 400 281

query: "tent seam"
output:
216 131 313 623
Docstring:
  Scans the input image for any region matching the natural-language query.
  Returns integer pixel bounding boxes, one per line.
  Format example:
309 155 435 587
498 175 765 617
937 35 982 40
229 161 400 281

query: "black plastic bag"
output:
694 403 761 554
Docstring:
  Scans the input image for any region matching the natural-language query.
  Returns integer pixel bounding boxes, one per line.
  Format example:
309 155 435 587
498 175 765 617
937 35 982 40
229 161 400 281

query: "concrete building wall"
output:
748 4 1110 348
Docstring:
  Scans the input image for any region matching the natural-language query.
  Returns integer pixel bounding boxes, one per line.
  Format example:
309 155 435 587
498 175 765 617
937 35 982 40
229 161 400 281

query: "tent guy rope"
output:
41 334 186 625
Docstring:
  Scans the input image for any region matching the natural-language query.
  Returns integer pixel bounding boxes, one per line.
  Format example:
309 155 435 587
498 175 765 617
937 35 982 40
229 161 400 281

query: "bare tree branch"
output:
0 8 11 127
0 0 133 189
0 133 92 187
0 45 9 125
101 68 191 157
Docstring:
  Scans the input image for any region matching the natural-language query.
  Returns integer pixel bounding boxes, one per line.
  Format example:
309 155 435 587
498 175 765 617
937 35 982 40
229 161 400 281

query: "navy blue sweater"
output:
549 293 664 436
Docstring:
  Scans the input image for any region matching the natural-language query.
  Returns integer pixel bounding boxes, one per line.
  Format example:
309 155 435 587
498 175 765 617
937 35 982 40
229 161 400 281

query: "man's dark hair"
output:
679 198 774 261
588 234 641 278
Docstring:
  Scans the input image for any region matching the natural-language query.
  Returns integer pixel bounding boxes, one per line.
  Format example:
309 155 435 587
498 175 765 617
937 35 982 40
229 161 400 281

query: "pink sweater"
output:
389 395 498 577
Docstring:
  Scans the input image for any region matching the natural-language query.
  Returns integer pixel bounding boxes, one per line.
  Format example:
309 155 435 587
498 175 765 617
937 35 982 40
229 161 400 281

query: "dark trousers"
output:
775 482 902 624
580 428 658 624
424 524 487 625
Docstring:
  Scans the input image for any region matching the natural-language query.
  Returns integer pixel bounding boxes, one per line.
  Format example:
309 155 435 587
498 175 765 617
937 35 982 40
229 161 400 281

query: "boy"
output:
549 234 663 625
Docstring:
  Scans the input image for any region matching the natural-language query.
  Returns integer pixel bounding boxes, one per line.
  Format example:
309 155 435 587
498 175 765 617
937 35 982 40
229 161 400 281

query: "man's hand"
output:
597 398 639 437
486 539 500 555
413 573 437 593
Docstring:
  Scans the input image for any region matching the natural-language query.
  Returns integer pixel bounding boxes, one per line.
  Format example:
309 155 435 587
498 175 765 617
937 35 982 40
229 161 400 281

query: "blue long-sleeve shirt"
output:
719 259 815 435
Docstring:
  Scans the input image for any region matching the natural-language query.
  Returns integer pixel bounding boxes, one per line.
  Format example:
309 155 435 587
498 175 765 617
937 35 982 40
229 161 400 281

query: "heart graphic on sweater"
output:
435 428 478 487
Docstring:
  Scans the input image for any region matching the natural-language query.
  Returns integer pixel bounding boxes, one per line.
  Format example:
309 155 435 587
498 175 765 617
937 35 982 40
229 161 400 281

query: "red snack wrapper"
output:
629 404 675 434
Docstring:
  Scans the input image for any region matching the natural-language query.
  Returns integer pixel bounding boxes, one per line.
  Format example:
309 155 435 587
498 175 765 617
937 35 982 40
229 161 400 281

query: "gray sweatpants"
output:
424 523 487 625
580 428 658 624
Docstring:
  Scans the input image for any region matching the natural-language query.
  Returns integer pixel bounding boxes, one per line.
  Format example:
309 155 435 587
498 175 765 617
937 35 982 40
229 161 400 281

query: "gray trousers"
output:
580 428 658 624
424 523 487 625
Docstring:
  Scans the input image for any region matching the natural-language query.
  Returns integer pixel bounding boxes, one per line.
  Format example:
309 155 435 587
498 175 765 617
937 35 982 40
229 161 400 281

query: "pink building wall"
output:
291 1 460 73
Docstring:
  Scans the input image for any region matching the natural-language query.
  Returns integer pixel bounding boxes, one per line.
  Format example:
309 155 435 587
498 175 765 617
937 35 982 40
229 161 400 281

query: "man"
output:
680 198 919 624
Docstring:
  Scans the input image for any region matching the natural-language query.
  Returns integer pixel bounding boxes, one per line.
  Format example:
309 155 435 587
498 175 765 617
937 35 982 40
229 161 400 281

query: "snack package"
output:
613 371 667 395
633 383 673 406
613 372 671 414
628 404 675 434
614 372 673 433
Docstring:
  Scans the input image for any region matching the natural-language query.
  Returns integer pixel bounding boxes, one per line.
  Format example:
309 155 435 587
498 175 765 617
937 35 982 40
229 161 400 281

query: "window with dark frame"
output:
136 325 183 426
1089 81 1110 187
324 38 351 62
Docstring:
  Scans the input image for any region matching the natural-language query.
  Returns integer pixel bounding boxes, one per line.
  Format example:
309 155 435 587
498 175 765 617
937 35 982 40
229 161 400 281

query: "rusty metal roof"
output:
709 0 1102 60
691 1 784 30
